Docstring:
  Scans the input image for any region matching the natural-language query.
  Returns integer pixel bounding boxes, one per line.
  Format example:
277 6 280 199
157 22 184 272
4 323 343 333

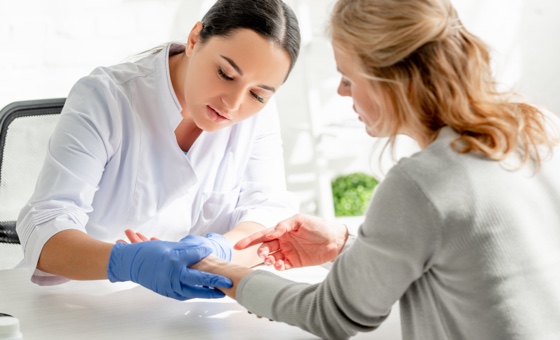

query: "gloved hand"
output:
107 240 232 300
179 233 232 262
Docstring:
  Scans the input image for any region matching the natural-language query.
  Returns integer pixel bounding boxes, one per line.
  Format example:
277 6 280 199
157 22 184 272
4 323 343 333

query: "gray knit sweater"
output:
236 126 560 340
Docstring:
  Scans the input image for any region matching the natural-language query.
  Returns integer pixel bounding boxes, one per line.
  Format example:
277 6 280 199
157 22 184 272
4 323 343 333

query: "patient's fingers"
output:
263 249 289 267
257 240 281 257
273 259 293 271
235 221 295 250
269 251 285 264
262 253 279 266
234 228 274 250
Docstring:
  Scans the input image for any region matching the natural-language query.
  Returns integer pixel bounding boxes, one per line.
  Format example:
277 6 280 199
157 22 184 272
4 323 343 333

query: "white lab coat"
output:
16 43 298 284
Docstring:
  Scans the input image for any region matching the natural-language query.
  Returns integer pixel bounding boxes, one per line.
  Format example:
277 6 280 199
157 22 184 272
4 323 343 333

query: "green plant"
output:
331 172 378 217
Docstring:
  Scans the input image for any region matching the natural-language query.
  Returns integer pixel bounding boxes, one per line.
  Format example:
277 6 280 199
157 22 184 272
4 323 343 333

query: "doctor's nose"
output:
221 88 244 111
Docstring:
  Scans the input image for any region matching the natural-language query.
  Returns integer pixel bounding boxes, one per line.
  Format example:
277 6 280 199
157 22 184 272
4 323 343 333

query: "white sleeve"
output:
232 101 299 228
16 76 119 283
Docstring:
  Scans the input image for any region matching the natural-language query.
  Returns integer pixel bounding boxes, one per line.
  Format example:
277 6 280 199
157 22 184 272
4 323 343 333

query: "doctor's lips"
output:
208 105 232 120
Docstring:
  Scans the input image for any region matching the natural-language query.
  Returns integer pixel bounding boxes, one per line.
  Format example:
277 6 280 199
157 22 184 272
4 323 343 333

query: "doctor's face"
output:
183 26 291 132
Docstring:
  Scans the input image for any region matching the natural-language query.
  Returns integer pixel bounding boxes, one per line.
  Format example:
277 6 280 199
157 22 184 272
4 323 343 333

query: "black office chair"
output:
0 98 65 269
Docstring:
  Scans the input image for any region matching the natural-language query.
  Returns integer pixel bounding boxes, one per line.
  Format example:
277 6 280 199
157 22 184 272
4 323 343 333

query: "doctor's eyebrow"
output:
220 55 277 93
221 55 243 75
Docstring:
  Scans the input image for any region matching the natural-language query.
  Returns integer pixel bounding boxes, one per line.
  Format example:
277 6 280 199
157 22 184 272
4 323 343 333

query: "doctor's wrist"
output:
205 233 233 262
107 242 132 283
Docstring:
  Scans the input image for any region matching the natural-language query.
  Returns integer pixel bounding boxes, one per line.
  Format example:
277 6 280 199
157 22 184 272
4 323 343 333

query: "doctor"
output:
16 0 301 301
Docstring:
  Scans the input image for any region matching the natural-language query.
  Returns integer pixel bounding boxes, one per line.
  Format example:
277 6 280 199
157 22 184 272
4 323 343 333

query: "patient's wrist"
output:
190 255 227 272
337 224 349 254
191 255 252 300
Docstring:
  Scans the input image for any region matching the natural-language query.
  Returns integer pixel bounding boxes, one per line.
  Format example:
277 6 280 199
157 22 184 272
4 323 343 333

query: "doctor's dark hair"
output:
200 0 301 81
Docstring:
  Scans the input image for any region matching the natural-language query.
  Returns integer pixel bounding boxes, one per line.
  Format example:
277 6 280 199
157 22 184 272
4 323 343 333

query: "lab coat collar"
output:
158 43 184 132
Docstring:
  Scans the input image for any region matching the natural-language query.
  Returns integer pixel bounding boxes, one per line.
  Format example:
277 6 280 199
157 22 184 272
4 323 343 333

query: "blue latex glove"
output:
107 240 232 300
179 233 232 262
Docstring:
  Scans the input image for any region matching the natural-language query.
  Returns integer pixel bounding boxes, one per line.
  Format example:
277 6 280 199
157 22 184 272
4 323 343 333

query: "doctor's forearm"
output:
37 229 114 280
224 221 265 267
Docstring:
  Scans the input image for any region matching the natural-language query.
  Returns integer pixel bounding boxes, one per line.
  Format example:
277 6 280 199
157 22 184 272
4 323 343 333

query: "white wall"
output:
1 0 559 216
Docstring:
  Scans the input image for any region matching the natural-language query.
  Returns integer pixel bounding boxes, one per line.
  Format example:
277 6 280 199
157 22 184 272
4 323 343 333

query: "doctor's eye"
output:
341 78 351 88
250 92 265 104
218 68 234 81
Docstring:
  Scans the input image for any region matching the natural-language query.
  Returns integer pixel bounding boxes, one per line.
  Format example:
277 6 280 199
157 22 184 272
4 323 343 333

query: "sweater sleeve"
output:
236 165 442 339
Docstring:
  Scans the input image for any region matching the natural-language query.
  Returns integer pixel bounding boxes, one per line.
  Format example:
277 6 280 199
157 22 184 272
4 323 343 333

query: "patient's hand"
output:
234 214 348 270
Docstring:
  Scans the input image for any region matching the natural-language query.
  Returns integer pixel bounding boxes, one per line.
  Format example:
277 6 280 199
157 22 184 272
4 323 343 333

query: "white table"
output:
0 266 401 339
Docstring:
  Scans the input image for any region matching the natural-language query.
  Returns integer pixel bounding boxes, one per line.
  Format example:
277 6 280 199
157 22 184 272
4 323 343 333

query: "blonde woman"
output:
190 0 560 338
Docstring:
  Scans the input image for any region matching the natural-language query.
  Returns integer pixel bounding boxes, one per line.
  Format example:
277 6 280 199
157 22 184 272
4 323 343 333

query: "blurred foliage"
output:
331 172 378 217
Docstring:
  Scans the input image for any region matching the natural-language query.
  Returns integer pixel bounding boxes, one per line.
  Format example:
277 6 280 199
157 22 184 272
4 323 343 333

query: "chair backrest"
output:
0 98 65 269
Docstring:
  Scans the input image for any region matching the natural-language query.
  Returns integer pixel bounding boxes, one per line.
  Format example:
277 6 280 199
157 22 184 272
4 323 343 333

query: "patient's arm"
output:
120 221 265 267
222 221 265 267
190 255 251 300
120 232 248 299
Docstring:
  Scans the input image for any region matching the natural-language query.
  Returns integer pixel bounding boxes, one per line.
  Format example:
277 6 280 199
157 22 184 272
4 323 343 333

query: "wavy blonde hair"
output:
330 0 558 168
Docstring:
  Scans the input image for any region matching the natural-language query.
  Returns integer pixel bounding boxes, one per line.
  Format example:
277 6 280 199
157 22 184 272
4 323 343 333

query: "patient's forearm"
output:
191 255 252 300
223 221 266 268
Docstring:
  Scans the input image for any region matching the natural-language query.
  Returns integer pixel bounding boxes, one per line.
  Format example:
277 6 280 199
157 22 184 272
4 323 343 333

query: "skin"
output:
334 47 384 139
171 22 290 150
187 214 349 300
334 46 428 147
191 255 250 300
235 214 348 270
37 24 292 279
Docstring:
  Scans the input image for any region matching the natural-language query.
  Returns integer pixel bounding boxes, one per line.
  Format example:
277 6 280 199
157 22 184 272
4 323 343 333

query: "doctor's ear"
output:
185 22 203 57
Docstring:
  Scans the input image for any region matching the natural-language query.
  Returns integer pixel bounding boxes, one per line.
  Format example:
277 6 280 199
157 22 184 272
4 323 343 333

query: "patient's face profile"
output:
334 47 386 138
182 27 291 132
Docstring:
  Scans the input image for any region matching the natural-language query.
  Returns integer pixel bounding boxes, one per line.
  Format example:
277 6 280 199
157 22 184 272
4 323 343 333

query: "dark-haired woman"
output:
16 0 301 301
